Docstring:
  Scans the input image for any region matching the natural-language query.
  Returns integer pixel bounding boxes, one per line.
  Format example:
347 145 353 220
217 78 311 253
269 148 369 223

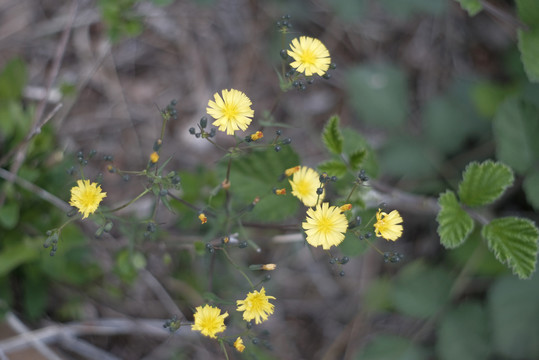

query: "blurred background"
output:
1 0 538 359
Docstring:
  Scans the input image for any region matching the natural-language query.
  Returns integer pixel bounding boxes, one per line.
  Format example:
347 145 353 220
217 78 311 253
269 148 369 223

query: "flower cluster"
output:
190 287 276 350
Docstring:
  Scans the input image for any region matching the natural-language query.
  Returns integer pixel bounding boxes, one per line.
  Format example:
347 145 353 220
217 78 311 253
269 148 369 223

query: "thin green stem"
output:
220 339 230 360
104 188 151 213
221 248 254 289
363 236 384 256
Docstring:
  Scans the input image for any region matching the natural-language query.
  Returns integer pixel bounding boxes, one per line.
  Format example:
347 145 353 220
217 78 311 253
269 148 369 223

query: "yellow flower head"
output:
234 337 245 352
191 304 228 339
150 151 159 163
287 36 331 76
302 202 348 250
285 165 300 177
198 213 207 224
374 209 403 241
340 204 352 212
236 287 276 325
261 264 276 271
275 188 286 195
206 89 254 135
289 166 323 207
250 131 264 141
69 180 107 219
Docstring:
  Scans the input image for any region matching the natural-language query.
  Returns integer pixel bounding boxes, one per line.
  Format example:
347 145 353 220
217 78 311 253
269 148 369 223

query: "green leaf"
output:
454 0 482 16
222 146 299 222
523 169 539 210
364 277 393 313
348 149 366 170
437 190 474 248
23 266 48 320
322 115 343 155
0 58 27 100
340 230 369 257
0 241 39 276
488 274 539 359
518 29 539 83
380 136 441 179
392 261 453 318
458 161 514 207
355 335 430 360
318 160 347 177
437 302 491 360
346 63 409 128
515 0 539 28
328 0 367 22
482 217 539 279
0 201 19 229
471 81 515 118
424 80 489 155
493 97 539 174
342 128 379 177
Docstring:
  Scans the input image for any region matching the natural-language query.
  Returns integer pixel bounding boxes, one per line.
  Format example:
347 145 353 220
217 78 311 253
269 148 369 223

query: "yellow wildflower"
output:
287 36 331 76
302 203 348 250
206 89 254 135
237 287 276 325
234 337 245 352
289 166 323 207
150 151 159 163
374 209 403 241
199 213 207 224
191 304 228 339
69 180 107 219
250 131 264 141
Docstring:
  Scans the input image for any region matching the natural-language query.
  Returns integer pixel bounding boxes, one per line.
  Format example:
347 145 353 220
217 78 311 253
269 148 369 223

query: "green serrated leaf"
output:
322 115 343 155
523 169 539 210
482 217 539 279
318 160 347 177
437 190 474 248
342 128 379 177
488 274 539 359
493 97 539 174
518 29 539 83
348 149 366 169
458 161 514 207
437 302 491 360
454 0 482 16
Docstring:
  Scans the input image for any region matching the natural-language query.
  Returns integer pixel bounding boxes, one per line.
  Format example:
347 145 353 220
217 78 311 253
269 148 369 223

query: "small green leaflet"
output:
458 161 514 207
482 217 539 279
322 115 343 155
437 190 474 249
454 0 482 16
318 160 347 177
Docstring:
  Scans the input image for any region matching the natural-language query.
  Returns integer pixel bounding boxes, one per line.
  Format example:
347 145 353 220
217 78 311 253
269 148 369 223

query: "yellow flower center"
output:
295 179 312 197
300 49 316 66
316 215 333 234
224 103 239 120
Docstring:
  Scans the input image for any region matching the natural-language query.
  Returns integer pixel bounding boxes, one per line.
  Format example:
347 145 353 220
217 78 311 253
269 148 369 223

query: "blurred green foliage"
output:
0 59 102 320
